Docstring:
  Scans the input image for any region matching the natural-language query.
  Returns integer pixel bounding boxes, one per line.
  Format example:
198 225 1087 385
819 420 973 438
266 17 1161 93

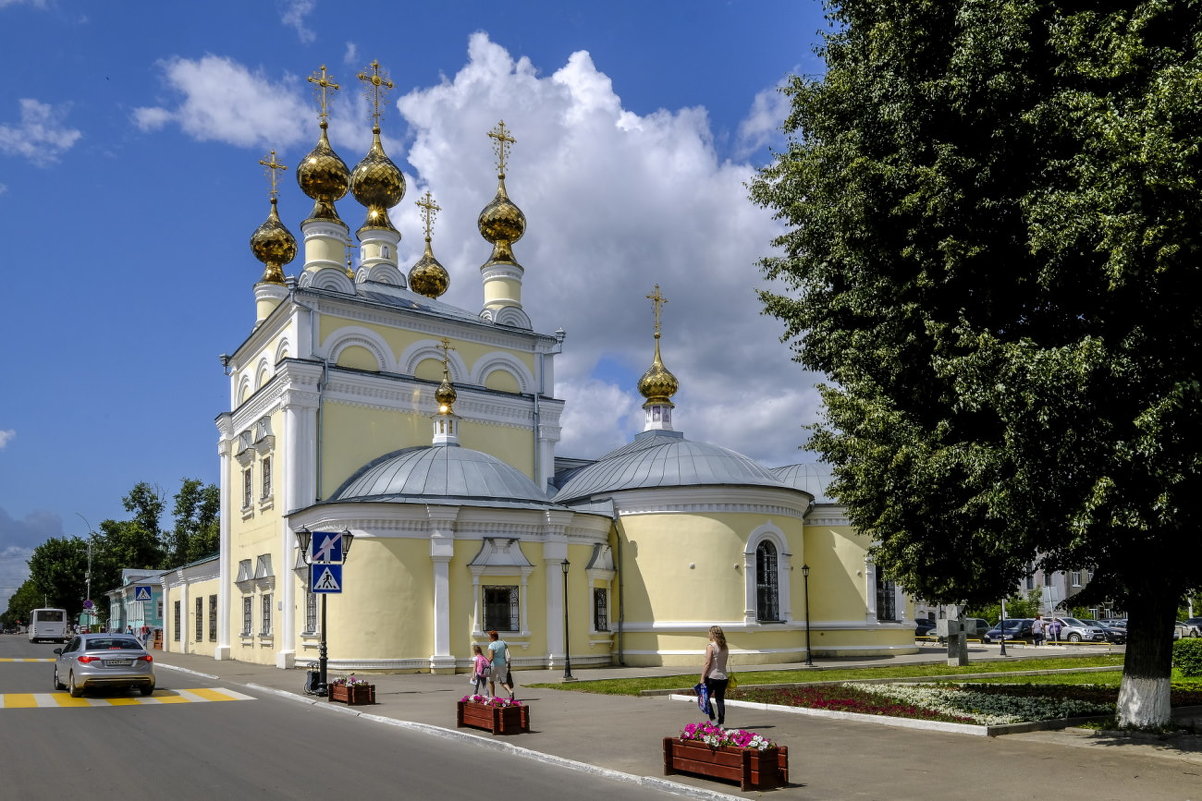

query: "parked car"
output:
1181 618 1202 637
983 618 1034 643
1098 618 1128 629
1051 617 1107 643
53 633 155 697
914 619 937 638
1079 618 1126 644
1173 621 1200 640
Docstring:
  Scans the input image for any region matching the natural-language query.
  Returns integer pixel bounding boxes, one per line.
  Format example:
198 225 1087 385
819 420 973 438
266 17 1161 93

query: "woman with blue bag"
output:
699 625 730 725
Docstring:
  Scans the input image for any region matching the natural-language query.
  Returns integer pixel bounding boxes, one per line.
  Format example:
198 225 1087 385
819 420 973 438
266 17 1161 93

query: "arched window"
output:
755 541 780 622
876 574 897 622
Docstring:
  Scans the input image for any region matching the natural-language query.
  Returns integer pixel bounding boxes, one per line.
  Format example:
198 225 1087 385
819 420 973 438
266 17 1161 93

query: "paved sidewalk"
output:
154 645 1202 800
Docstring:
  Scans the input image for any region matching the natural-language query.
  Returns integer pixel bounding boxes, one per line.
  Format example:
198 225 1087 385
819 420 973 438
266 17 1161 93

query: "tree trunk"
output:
1118 590 1179 728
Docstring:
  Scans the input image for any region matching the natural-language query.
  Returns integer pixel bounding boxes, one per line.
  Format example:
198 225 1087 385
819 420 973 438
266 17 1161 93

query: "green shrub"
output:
1173 637 1202 677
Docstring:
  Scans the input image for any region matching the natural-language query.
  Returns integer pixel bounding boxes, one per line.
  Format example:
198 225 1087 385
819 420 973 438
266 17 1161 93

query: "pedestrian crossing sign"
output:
134 586 153 601
311 564 342 593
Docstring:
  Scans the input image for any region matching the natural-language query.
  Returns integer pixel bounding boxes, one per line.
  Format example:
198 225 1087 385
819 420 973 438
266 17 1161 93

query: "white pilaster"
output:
215 416 233 660
428 507 458 672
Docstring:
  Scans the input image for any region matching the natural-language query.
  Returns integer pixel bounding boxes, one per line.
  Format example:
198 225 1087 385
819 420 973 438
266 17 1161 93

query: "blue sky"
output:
0 0 830 607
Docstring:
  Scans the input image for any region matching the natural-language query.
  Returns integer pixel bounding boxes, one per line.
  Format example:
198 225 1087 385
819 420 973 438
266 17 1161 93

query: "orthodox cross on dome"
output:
259 150 288 200
487 120 516 177
438 337 456 374
307 64 340 125
646 284 668 339
357 60 394 130
417 191 440 242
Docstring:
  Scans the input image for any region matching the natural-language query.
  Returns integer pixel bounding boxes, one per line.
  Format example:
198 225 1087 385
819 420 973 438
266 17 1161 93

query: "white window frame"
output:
743 523 792 625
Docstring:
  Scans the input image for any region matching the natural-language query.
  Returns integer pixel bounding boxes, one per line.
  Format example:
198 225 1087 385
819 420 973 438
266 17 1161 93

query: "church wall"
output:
312 537 435 665
317 315 535 384
613 509 809 667
457 419 535 480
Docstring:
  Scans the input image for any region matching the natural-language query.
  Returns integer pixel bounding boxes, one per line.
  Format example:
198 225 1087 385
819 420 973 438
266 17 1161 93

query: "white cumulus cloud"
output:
736 82 791 159
133 55 308 151
383 33 818 466
0 430 13 449
0 98 82 165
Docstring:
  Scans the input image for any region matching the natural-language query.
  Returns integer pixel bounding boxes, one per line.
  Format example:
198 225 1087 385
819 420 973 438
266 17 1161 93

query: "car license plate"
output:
105 659 132 666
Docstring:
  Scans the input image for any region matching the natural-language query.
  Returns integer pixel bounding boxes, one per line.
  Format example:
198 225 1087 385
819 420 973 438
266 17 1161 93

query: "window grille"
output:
876 575 897 621
260 456 272 500
173 601 181 641
483 586 519 632
208 595 217 641
242 597 252 636
755 540 780 622
261 593 272 636
242 468 253 509
304 592 318 634
593 588 608 632
194 597 203 642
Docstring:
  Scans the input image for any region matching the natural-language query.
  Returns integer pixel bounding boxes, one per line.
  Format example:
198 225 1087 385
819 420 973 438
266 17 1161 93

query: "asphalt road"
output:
0 635 684 801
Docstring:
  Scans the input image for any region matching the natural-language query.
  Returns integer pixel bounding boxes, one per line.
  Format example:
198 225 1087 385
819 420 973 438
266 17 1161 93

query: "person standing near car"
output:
1049 617 1063 645
1032 615 1045 646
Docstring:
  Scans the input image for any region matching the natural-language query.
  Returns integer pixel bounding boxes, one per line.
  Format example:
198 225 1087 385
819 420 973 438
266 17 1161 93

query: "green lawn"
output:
525 654 1130 696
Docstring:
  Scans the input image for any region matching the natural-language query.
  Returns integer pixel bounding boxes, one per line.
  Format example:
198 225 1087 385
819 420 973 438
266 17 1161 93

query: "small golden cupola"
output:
637 285 679 432
478 120 531 328
296 65 353 281
249 150 297 325
409 190 450 298
432 337 460 446
349 61 406 284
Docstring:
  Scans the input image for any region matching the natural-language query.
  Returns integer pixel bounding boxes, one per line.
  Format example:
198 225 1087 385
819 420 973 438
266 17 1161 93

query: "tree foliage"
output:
751 0 1201 727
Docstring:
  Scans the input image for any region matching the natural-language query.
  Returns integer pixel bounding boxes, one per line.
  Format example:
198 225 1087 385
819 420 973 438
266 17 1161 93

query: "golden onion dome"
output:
350 128 405 232
435 372 457 413
249 197 297 284
637 338 679 407
478 176 526 265
296 123 350 222
409 239 450 298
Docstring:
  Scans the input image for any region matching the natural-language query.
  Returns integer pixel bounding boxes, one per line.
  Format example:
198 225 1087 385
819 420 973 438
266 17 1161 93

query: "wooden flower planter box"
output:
662 737 789 791
457 700 530 734
328 683 376 706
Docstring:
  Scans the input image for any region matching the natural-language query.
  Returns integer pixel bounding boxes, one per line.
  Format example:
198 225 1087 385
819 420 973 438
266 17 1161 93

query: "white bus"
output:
29 608 68 643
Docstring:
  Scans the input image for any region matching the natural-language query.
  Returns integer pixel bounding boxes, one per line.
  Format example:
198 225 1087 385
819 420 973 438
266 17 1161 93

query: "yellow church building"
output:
159 62 917 673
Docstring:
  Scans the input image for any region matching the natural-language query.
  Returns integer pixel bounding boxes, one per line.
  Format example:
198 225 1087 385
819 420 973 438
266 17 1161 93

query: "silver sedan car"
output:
53 634 156 697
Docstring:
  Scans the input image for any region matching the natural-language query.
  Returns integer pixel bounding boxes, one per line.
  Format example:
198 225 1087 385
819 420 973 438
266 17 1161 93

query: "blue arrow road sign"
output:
309 531 345 563
311 564 342 593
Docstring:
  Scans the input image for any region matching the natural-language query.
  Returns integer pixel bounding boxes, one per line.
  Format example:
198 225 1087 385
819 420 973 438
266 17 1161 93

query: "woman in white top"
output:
700 625 730 725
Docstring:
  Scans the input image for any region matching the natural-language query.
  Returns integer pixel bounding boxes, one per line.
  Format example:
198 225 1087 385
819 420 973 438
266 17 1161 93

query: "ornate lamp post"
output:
802 563 814 666
295 528 354 696
561 558 574 681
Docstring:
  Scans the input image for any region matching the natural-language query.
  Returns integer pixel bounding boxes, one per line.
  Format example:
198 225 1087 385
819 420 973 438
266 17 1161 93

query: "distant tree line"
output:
1 479 218 627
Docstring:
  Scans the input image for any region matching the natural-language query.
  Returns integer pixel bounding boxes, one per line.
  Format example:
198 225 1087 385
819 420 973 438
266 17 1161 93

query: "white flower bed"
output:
845 682 1113 725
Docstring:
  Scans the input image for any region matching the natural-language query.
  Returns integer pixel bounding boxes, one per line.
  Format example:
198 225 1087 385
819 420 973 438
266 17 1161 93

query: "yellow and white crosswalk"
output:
0 658 54 662
1 687 256 708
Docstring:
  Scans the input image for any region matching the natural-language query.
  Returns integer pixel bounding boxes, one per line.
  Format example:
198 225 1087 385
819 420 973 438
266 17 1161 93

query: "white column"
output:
742 550 757 624
279 390 319 668
429 508 458 672
543 537 568 667
865 559 878 623
215 419 233 660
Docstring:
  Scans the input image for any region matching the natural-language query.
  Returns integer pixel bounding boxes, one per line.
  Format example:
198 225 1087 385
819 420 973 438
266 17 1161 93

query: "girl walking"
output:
700 625 730 726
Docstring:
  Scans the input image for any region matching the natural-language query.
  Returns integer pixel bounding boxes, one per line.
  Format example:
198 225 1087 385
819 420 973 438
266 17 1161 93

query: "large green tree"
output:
751 0 1201 727
26 537 89 617
169 478 220 565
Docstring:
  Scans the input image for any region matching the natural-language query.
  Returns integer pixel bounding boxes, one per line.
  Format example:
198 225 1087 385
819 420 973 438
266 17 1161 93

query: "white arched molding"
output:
322 327 394 373
470 352 534 394
298 265 355 294
255 357 271 390
743 523 793 626
398 340 470 381
237 374 253 405
274 337 291 365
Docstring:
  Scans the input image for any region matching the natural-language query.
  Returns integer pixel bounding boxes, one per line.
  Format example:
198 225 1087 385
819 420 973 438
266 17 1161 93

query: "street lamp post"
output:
295 528 354 697
76 513 96 632
561 558 574 681
802 563 813 666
